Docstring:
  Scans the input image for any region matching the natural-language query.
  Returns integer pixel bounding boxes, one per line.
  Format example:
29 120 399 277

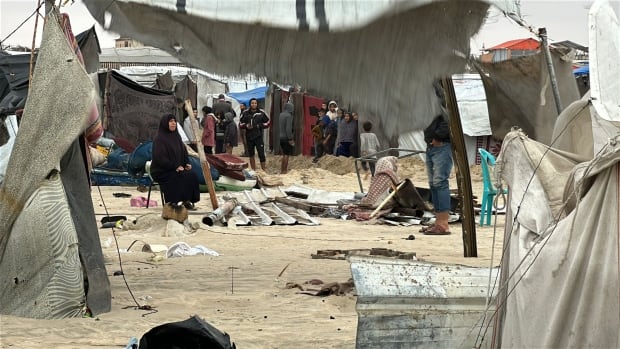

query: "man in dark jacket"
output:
239 98 269 171
422 111 453 235
278 102 295 174
212 94 234 153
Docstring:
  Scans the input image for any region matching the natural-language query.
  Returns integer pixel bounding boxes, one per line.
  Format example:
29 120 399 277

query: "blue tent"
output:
573 65 589 76
228 85 268 106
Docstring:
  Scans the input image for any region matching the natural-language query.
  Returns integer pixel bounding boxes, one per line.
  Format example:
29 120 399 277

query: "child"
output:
312 109 327 162
360 121 380 178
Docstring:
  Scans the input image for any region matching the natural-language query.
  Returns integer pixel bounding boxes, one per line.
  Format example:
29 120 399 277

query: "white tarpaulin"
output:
83 0 519 137
492 1 620 347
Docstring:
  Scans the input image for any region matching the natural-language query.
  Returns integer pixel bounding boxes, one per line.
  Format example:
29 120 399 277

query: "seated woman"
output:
150 114 200 210
359 156 399 208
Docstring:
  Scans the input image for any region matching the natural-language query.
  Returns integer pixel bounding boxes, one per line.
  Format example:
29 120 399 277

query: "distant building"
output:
99 46 186 70
114 37 144 48
479 38 540 63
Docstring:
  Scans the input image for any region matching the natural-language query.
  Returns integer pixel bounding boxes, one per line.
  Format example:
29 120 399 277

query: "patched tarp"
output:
104 69 177 148
83 0 521 137
0 10 110 318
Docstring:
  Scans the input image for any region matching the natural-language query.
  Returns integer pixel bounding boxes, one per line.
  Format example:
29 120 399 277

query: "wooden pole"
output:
184 100 218 209
441 77 477 257
538 27 563 115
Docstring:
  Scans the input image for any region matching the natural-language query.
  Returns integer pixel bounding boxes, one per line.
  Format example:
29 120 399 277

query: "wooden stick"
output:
369 180 406 219
184 100 218 209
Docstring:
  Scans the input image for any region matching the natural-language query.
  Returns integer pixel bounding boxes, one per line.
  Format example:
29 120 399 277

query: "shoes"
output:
183 201 197 211
423 225 451 235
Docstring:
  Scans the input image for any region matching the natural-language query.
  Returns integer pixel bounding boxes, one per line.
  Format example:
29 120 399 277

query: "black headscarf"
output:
151 114 189 177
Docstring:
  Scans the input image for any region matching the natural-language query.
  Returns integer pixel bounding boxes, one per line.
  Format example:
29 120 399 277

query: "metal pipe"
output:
538 27 563 115
202 198 238 226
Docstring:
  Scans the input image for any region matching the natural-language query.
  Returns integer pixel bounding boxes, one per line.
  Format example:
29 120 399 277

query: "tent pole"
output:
538 27 563 115
441 77 477 258
185 100 219 209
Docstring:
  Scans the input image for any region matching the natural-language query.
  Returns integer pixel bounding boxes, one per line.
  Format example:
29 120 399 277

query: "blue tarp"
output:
227 85 268 106
573 65 589 76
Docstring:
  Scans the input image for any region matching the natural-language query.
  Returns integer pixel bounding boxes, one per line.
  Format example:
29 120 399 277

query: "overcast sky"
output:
1 0 618 52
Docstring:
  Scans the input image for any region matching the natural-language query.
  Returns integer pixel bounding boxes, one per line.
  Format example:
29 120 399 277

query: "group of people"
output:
151 90 454 236
311 100 380 178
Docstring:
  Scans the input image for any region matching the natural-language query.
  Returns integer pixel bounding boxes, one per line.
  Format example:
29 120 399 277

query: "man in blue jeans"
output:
421 112 453 235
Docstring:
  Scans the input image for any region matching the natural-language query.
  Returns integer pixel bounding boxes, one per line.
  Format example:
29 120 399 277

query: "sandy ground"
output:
0 153 506 349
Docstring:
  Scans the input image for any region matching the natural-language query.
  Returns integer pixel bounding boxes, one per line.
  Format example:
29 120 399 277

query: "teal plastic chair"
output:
478 148 508 226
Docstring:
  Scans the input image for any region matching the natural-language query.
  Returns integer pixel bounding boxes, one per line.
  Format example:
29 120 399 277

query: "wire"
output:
0 2 45 46
95 184 158 317
471 101 593 346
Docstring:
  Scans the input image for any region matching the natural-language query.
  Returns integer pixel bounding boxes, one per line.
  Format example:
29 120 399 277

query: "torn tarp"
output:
83 0 521 137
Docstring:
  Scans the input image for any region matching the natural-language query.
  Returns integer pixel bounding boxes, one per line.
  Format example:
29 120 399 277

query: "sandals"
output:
419 224 435 233
423 225 451 235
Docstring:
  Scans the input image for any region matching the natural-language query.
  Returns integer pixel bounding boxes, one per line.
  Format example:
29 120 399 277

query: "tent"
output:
0 10 110 318
227 85 268 106
492 1 620 347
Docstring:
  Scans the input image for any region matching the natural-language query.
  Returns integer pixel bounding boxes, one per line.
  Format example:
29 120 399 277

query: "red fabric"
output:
302 95 324 156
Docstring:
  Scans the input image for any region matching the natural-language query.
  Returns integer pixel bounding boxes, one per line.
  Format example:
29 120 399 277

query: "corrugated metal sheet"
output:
349 256 499 349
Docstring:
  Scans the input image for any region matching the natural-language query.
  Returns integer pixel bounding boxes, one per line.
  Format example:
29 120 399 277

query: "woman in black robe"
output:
150 114 200 209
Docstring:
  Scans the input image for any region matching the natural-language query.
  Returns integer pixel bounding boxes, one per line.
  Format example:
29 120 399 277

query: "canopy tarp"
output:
227 85 268 106
83 0 521 137
573 65 589 76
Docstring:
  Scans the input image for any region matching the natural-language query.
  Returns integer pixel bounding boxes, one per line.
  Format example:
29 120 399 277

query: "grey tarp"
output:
75 26 101 74
0 11 110 318
475 48 581 144
82 0 521 137
0 53 33 113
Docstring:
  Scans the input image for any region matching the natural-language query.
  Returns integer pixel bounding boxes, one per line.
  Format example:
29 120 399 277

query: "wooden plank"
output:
184 100 218 209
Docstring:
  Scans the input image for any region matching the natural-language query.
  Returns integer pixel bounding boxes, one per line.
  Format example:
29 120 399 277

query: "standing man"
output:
278 102 295 174
212 94 234 153
422 111 453 235
239 98 270 171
